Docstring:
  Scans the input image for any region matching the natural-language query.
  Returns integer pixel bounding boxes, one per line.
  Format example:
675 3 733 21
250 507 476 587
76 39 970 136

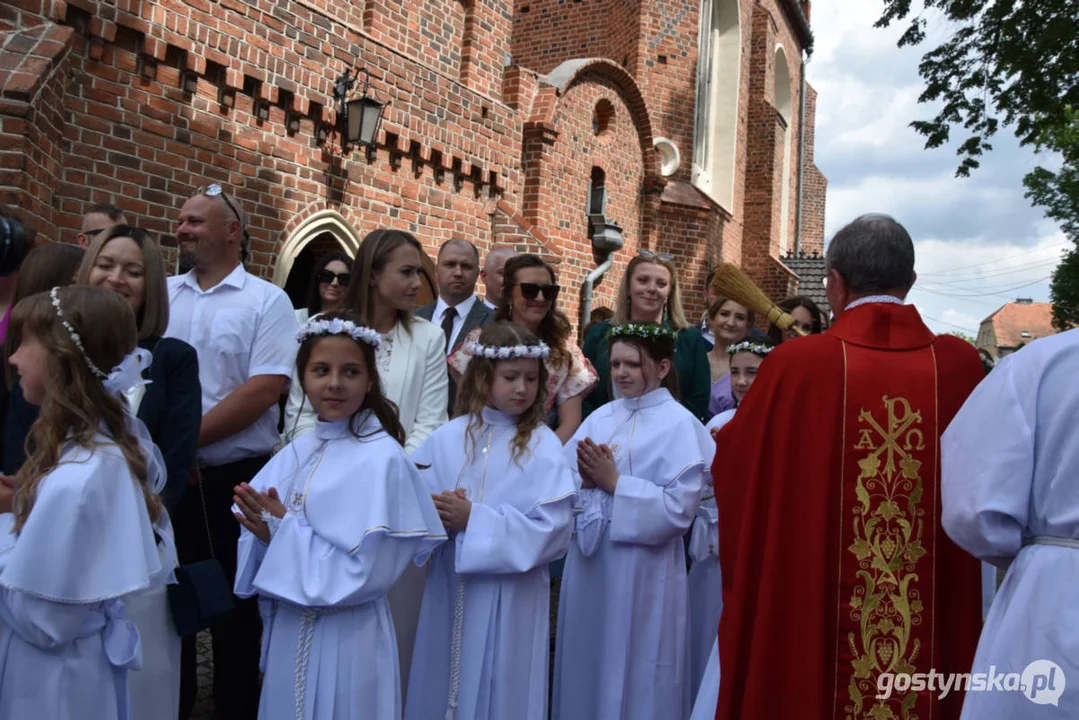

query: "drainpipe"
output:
580 253 615 335
794 51 809 255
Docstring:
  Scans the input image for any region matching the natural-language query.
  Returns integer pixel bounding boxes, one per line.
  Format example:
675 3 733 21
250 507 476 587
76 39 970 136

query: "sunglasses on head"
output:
639 249 675 262
196 184 247 236
316 268 350 287
518 282 560 301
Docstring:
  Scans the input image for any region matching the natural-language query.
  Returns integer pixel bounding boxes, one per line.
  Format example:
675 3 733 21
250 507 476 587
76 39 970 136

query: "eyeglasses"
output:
639 249 675 262
197 184 246 234
518 282 560 302
316 269 350 287
84 227 108 239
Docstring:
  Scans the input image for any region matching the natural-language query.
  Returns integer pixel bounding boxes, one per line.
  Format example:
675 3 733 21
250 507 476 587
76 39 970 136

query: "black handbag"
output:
167 466 236 637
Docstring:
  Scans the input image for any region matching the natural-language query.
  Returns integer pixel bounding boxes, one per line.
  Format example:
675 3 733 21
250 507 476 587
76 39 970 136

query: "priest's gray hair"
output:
825 214 916 295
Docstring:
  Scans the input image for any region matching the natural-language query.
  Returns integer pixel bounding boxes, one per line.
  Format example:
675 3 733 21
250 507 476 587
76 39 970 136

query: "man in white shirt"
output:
416 238 493 412
480 246 515 310
166 185 297 720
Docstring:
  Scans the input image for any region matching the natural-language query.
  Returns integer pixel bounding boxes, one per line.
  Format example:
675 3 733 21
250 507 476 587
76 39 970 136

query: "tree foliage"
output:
946 331 976 345
876 0 1079 177
878 0 1079 330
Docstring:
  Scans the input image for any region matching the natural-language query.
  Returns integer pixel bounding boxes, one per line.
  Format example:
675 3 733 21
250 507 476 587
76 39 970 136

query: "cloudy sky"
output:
808 2 1066 336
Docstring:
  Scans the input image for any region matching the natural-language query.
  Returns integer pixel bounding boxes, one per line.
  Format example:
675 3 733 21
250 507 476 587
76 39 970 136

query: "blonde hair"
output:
76 225 170 340
455 321 549 466
9 286 162 531
613 255 689 329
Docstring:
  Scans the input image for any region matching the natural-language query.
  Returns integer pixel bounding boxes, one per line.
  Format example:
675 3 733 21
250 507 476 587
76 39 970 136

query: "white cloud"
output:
807 1 1065 334
907 231 1065 333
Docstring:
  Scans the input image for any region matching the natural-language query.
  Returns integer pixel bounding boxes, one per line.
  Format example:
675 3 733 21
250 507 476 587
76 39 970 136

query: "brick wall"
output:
799 82 826 253
518 65 647 327
0 3 74 242
511 0 641 74
1 0 521 286
510 0 818 320
1 0 824 330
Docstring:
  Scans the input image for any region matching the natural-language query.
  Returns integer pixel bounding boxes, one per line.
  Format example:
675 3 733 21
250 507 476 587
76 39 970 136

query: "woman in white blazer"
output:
344 228 449 698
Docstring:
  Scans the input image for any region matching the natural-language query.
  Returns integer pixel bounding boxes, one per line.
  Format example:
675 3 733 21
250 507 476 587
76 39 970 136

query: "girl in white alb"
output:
553 322 714 720
0 286 169 720
406 321 577 720
232 311 445 720
689 337 775 712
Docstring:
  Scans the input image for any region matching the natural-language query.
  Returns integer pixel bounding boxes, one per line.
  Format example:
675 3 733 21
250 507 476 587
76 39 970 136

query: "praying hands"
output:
577 438 618 493
233 483 287 544
433 488 471 531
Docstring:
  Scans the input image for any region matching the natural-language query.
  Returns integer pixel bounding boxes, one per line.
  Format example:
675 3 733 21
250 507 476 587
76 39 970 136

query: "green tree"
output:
877 0 1079 330
947 331 976 345
1024 109 1079 329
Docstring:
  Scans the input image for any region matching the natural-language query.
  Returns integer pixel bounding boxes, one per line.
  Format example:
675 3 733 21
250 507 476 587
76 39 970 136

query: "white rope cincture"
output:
446 575 466 720
293 605 350 719
294 610 316 720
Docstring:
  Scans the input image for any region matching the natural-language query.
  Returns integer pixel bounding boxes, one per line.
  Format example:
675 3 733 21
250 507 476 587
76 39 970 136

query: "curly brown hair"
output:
496 254 573 370
454 321 549 466
10 286 162 532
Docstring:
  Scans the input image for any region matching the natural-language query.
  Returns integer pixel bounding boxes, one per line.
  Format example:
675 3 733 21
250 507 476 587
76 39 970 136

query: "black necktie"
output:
441 306 457 352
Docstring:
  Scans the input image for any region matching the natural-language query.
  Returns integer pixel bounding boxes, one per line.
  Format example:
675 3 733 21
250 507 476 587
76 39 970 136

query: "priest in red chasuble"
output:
711 215 985 720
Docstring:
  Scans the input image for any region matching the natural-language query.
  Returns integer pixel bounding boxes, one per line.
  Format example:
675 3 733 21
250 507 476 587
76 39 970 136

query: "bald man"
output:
480 246 516 310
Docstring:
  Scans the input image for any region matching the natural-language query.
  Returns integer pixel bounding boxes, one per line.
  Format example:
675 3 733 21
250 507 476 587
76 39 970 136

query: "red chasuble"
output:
713 303 984 720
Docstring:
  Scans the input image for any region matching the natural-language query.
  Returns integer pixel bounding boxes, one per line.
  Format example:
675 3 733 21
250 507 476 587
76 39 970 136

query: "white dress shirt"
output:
482 297 497 311
432 294 478 354
166 265 298 466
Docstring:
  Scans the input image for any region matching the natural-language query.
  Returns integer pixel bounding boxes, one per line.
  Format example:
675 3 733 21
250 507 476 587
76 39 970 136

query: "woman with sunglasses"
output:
581 251 711 422
449 254 597 444
280 251 353 446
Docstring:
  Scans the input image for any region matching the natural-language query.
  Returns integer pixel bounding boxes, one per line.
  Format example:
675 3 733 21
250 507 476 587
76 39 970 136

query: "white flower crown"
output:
727 340 774 357
297 317 381 348
464 340 551 360
50 287 154 395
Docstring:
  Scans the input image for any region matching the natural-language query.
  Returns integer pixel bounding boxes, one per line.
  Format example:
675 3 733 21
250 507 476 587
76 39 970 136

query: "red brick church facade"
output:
0 0 825 324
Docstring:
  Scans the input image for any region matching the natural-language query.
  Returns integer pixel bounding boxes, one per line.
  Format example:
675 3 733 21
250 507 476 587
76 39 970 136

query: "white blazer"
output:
280 313 449 454
381 316 449 453
280 308 316 448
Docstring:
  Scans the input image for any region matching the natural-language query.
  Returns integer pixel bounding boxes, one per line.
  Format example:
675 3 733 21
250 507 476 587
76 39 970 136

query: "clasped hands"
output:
577 438 618 492
233 483 287 543
433 488 471 531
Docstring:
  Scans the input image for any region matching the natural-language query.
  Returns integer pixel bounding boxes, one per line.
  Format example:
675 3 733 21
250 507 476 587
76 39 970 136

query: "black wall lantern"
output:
332 67 388 160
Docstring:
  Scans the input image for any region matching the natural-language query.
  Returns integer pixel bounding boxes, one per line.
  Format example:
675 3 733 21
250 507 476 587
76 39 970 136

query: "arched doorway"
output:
274 211 437 309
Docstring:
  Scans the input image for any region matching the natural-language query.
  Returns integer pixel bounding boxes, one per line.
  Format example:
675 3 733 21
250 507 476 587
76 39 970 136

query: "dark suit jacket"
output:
416 296 494 413
3 336 202 515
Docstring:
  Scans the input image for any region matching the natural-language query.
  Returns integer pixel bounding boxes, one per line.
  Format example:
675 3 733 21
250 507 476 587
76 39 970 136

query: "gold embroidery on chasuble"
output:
843 394 931 720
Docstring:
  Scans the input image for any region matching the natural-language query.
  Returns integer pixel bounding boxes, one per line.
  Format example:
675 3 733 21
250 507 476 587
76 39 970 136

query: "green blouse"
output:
581 319 712 422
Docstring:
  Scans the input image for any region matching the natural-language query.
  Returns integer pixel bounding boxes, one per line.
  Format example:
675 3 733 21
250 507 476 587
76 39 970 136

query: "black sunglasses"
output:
518 282 560 301
316 268 350 287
